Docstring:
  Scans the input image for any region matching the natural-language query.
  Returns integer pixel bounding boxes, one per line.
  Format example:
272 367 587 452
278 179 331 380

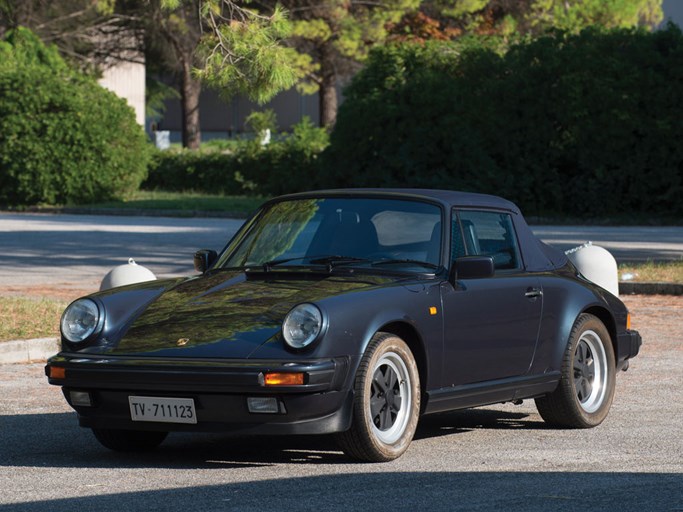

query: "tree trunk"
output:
180 61 201 150
318 45 338 128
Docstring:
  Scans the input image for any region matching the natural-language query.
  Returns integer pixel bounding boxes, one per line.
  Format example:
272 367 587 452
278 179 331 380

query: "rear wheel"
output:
92 428 168 452
536 314 615 428
336 332 420 462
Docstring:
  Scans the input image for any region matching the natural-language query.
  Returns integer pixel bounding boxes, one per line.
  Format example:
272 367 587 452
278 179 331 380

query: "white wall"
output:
98 60 146 126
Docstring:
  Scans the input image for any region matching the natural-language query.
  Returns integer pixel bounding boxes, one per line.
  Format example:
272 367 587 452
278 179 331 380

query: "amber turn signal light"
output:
49 367 66 379
626 313 632 330
264 372 305 386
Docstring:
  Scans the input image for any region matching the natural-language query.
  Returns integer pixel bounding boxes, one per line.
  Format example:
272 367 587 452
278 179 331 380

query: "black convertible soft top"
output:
275 188 570 272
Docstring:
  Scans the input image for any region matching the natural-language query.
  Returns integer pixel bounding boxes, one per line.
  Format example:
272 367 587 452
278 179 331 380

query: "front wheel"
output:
536 313 616 428
92 428 168 452
336 332 420 462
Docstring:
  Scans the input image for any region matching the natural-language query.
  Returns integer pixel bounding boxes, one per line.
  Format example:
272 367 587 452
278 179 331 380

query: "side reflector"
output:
626 313 632 330
429 306 438 315
264 372 305 386
50 367 66 379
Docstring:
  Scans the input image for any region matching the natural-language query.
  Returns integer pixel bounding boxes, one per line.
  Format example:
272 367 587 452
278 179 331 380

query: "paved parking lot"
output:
0 213 681 510
0 213 243 291
0 295 680 511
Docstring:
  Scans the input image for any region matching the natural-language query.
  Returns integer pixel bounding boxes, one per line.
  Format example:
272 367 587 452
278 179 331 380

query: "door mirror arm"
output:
194 249 218 273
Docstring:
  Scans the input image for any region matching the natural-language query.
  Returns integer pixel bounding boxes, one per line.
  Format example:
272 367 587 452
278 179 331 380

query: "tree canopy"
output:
0 0 141 70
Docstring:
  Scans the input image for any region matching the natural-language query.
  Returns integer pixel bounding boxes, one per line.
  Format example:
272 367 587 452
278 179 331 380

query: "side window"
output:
455 210 521 270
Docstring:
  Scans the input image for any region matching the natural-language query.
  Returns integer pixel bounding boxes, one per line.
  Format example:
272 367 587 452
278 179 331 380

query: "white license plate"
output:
129 396 197 424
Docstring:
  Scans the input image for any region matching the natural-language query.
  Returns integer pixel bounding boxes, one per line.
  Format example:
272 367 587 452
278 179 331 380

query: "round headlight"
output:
282 303 323 349
61 299 101 343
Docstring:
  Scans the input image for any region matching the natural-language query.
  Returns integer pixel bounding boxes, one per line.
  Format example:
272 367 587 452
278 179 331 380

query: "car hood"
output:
100 270 401 358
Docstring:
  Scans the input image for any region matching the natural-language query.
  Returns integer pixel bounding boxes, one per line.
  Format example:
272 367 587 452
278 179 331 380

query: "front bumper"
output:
45 353 356 435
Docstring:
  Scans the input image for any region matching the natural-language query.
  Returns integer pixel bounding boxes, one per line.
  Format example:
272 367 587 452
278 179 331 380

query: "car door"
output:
441 209 543 386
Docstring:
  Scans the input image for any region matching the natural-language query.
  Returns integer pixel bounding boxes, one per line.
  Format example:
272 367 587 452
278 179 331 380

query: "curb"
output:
619 282 683 296
0 337 59 364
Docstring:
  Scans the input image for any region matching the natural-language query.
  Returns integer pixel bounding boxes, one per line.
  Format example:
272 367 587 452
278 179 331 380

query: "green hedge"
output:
145 150 244 194
320 26 683 218
0 28 151 207
144 117 329 196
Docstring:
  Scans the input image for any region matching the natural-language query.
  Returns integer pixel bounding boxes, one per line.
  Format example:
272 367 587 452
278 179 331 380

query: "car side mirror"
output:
194 249 218 273
449 256 495 282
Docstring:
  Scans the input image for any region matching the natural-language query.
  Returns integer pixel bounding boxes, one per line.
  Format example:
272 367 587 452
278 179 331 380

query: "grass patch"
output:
619 260 683 283
0 297 66 342
75 191 266 216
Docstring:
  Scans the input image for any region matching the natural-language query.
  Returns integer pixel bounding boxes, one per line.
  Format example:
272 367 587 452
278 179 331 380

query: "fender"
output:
316 280 443 390
530 272 619 375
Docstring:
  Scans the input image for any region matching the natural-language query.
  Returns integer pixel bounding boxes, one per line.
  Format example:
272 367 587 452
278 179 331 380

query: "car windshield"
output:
218 197 443 271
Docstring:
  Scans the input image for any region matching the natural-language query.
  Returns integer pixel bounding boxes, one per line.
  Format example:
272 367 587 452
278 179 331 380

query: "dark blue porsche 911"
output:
46 189 642 462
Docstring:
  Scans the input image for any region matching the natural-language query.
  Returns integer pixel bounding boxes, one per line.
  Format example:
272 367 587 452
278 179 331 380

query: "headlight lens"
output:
61 299 101 343
282 303 323 349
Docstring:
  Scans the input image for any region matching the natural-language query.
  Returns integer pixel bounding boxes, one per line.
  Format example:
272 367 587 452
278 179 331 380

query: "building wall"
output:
98 60 146 126
155 85 322 142
663 0 683 26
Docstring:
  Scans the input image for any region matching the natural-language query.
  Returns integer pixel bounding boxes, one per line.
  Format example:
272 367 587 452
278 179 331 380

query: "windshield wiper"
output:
371 259 439 270
262 255 370 271
263 256 306 271
309 255 372 270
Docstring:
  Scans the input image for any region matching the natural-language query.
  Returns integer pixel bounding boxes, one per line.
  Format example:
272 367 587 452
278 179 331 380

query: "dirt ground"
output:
620 294 683 354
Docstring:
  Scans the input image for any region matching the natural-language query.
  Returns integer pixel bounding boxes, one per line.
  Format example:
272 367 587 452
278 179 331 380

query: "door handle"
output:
525 288 543 299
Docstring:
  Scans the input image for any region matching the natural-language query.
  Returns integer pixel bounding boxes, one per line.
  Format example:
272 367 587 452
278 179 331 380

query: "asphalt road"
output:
0 212 681 509
0 213 244 290
0 213 681 290
0 295 681 511
531 225 683 262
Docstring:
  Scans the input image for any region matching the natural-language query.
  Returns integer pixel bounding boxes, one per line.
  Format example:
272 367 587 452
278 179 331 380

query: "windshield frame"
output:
213 194 446 275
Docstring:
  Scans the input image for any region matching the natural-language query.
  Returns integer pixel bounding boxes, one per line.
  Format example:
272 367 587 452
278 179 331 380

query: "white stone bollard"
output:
100 258 157 291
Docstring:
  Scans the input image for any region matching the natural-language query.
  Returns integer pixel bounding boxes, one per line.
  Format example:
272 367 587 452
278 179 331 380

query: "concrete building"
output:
153 85 321 142
662 0 683 26
98 59 146 127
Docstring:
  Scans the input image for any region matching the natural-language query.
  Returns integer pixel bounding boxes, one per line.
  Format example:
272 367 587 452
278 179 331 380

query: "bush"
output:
321 26 683 218
239 117 330 195
0 28 151 207
145 150 246 194
144 117 329 196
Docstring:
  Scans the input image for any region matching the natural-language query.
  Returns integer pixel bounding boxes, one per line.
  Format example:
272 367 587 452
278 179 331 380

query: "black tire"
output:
536 313 616 428
92 428 168 452
336 332 420 462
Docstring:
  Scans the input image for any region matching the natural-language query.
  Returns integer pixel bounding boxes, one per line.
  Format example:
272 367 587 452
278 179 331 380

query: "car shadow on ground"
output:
0 407 546 470
1 471 680 512
415 407 546 440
